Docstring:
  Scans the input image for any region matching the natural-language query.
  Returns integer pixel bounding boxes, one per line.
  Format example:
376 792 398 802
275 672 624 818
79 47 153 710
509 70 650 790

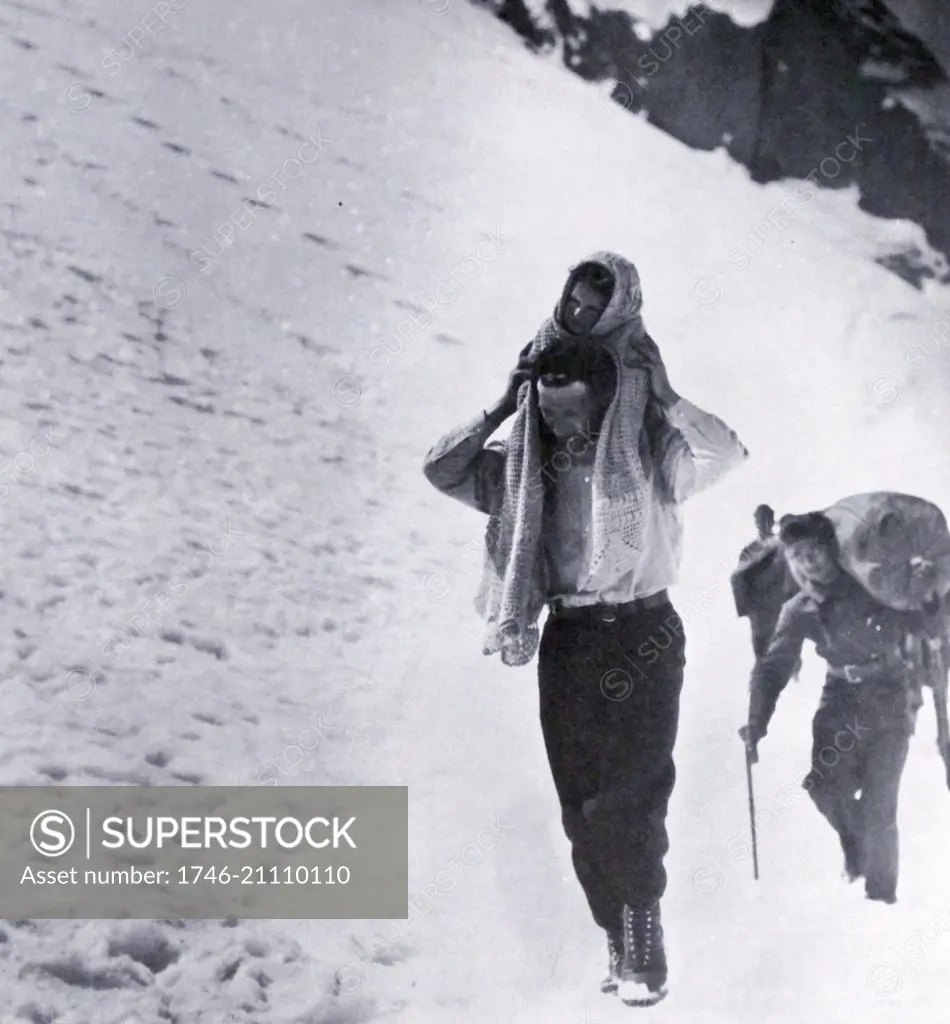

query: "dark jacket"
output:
748 572 924 738
731 536 797 620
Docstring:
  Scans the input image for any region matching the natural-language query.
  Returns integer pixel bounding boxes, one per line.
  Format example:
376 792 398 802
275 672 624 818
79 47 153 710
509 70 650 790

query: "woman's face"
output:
561 279 611 334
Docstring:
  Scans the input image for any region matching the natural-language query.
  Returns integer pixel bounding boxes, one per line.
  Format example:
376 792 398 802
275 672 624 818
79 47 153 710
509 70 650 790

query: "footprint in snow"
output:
168 395 214 414
107 924 180 974
20 955 151 990
345 263 387 281
80 766 152 786
67 265 101 284
303 231 337 248
190 636 229 661
298 334 338 355
392 298 425 316
336 155 366 172
192 711 224 726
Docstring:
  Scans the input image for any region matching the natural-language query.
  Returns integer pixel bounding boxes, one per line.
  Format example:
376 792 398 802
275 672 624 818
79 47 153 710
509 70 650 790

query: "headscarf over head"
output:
474 251 657 666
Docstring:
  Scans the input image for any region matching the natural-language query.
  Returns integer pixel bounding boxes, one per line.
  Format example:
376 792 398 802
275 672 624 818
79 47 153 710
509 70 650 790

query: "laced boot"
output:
618 902 668 1007
600 930 623 994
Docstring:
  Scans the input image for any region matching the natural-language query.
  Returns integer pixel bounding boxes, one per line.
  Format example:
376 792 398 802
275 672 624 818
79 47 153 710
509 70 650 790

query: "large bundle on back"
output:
731 491 950 636
822 492 950 790
822 492 950 611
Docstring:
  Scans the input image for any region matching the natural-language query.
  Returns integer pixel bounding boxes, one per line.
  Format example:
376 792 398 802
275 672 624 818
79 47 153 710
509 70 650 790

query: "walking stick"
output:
918 595 950 792
928 639 950 791
744 744 760 880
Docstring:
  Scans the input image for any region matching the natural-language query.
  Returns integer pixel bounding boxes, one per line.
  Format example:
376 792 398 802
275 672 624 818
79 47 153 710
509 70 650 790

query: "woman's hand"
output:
626 335 680 408
486 363 533 423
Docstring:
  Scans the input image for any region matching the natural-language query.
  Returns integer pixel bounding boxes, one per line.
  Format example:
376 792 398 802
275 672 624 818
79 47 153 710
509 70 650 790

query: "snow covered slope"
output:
0 0 948 1021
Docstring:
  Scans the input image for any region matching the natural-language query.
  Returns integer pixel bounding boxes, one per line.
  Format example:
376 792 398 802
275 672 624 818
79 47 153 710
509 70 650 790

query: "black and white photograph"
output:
2 0 950 1020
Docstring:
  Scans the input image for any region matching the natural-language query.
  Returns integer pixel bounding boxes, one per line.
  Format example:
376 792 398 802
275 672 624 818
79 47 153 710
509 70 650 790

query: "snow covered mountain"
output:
478 0 950 288
1 0 949 1021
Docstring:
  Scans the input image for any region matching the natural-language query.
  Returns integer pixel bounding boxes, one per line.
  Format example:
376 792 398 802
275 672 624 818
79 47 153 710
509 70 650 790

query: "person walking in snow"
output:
423 252 747 1007
740 511 932 904
743 504 777 563
731 504 801 667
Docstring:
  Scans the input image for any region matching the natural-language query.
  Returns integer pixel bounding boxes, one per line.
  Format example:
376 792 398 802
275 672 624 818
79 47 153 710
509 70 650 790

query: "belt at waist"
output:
548 590 671 624
827 648 907 685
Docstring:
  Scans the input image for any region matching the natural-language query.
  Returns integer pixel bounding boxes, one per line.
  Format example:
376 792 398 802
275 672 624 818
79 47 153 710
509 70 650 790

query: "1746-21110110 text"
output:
21 864 352 886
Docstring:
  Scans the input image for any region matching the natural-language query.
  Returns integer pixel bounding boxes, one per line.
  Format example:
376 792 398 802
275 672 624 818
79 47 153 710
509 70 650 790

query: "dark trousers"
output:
803 675 916 900
537 601 686 934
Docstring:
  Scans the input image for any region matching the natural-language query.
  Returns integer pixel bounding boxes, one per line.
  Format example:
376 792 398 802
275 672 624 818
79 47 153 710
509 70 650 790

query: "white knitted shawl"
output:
474 252 655 666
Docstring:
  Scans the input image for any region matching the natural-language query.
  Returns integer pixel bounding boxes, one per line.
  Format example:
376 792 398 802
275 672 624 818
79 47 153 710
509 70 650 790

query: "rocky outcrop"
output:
473 0 950 287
